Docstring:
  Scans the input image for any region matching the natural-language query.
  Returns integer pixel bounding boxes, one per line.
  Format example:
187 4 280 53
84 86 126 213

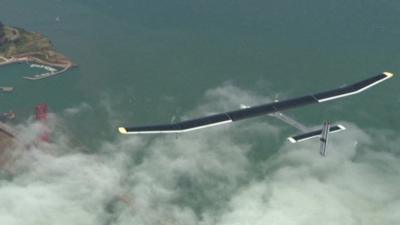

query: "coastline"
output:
0 53 74 80
0 24 76 80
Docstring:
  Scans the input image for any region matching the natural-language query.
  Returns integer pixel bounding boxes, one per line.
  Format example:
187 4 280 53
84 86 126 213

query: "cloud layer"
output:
0 84 399 225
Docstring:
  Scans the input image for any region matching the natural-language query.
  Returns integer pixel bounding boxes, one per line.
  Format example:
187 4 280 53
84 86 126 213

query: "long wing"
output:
119 72 394 134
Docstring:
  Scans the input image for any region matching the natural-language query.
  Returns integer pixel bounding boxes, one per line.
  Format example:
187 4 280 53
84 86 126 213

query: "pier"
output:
0 54 72 81
23 63 70 80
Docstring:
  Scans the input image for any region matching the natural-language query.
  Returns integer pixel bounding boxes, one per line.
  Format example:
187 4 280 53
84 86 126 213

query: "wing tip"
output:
118 127 128 134
288 137 297 143
383 71 394 78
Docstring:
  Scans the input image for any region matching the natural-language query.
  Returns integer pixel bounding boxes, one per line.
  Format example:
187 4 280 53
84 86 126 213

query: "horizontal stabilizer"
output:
288 125 346 143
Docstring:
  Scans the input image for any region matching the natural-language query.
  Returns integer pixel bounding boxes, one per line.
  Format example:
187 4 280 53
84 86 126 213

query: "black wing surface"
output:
119 72 393 134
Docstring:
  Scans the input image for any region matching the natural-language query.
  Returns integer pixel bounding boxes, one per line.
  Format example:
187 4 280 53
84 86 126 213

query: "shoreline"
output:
0 54 74 80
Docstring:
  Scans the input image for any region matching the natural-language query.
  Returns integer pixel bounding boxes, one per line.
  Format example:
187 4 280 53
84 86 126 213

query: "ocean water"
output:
0 1 399 224
1 0 400 138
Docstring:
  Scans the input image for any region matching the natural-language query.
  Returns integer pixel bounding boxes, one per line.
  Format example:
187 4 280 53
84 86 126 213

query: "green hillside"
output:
0 22 53 58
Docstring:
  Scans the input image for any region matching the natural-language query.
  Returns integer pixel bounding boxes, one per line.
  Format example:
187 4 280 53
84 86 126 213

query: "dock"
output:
23 65 69 80
0 55 73 81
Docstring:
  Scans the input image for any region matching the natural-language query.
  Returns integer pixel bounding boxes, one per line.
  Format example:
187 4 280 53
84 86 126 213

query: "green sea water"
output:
1 1 400 224
1 0 399 145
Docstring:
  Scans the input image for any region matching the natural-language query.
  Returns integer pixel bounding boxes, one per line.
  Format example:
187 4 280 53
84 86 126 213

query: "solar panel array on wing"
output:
313 74 387 101
120 72 393 134
178 113 231 130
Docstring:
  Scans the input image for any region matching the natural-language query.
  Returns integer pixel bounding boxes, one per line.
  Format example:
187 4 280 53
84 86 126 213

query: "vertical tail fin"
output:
319 121 330 157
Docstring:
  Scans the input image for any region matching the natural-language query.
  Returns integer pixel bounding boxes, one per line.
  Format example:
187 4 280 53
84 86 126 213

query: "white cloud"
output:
64 102 92 116
217 127 400 225
0 85 398 225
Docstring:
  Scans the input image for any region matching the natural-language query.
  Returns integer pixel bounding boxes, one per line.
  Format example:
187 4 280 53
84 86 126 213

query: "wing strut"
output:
271 112 308 132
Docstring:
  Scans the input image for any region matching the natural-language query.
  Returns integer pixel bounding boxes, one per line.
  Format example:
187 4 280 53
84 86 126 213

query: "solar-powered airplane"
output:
119 72 394 156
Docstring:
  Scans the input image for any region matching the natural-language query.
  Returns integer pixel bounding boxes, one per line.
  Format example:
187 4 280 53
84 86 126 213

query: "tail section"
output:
288 124 345 143
319 121 331 157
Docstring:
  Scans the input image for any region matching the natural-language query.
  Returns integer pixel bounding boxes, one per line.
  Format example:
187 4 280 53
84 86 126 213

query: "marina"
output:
0 56 72 81
30 63 57 72
23 64 70 80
